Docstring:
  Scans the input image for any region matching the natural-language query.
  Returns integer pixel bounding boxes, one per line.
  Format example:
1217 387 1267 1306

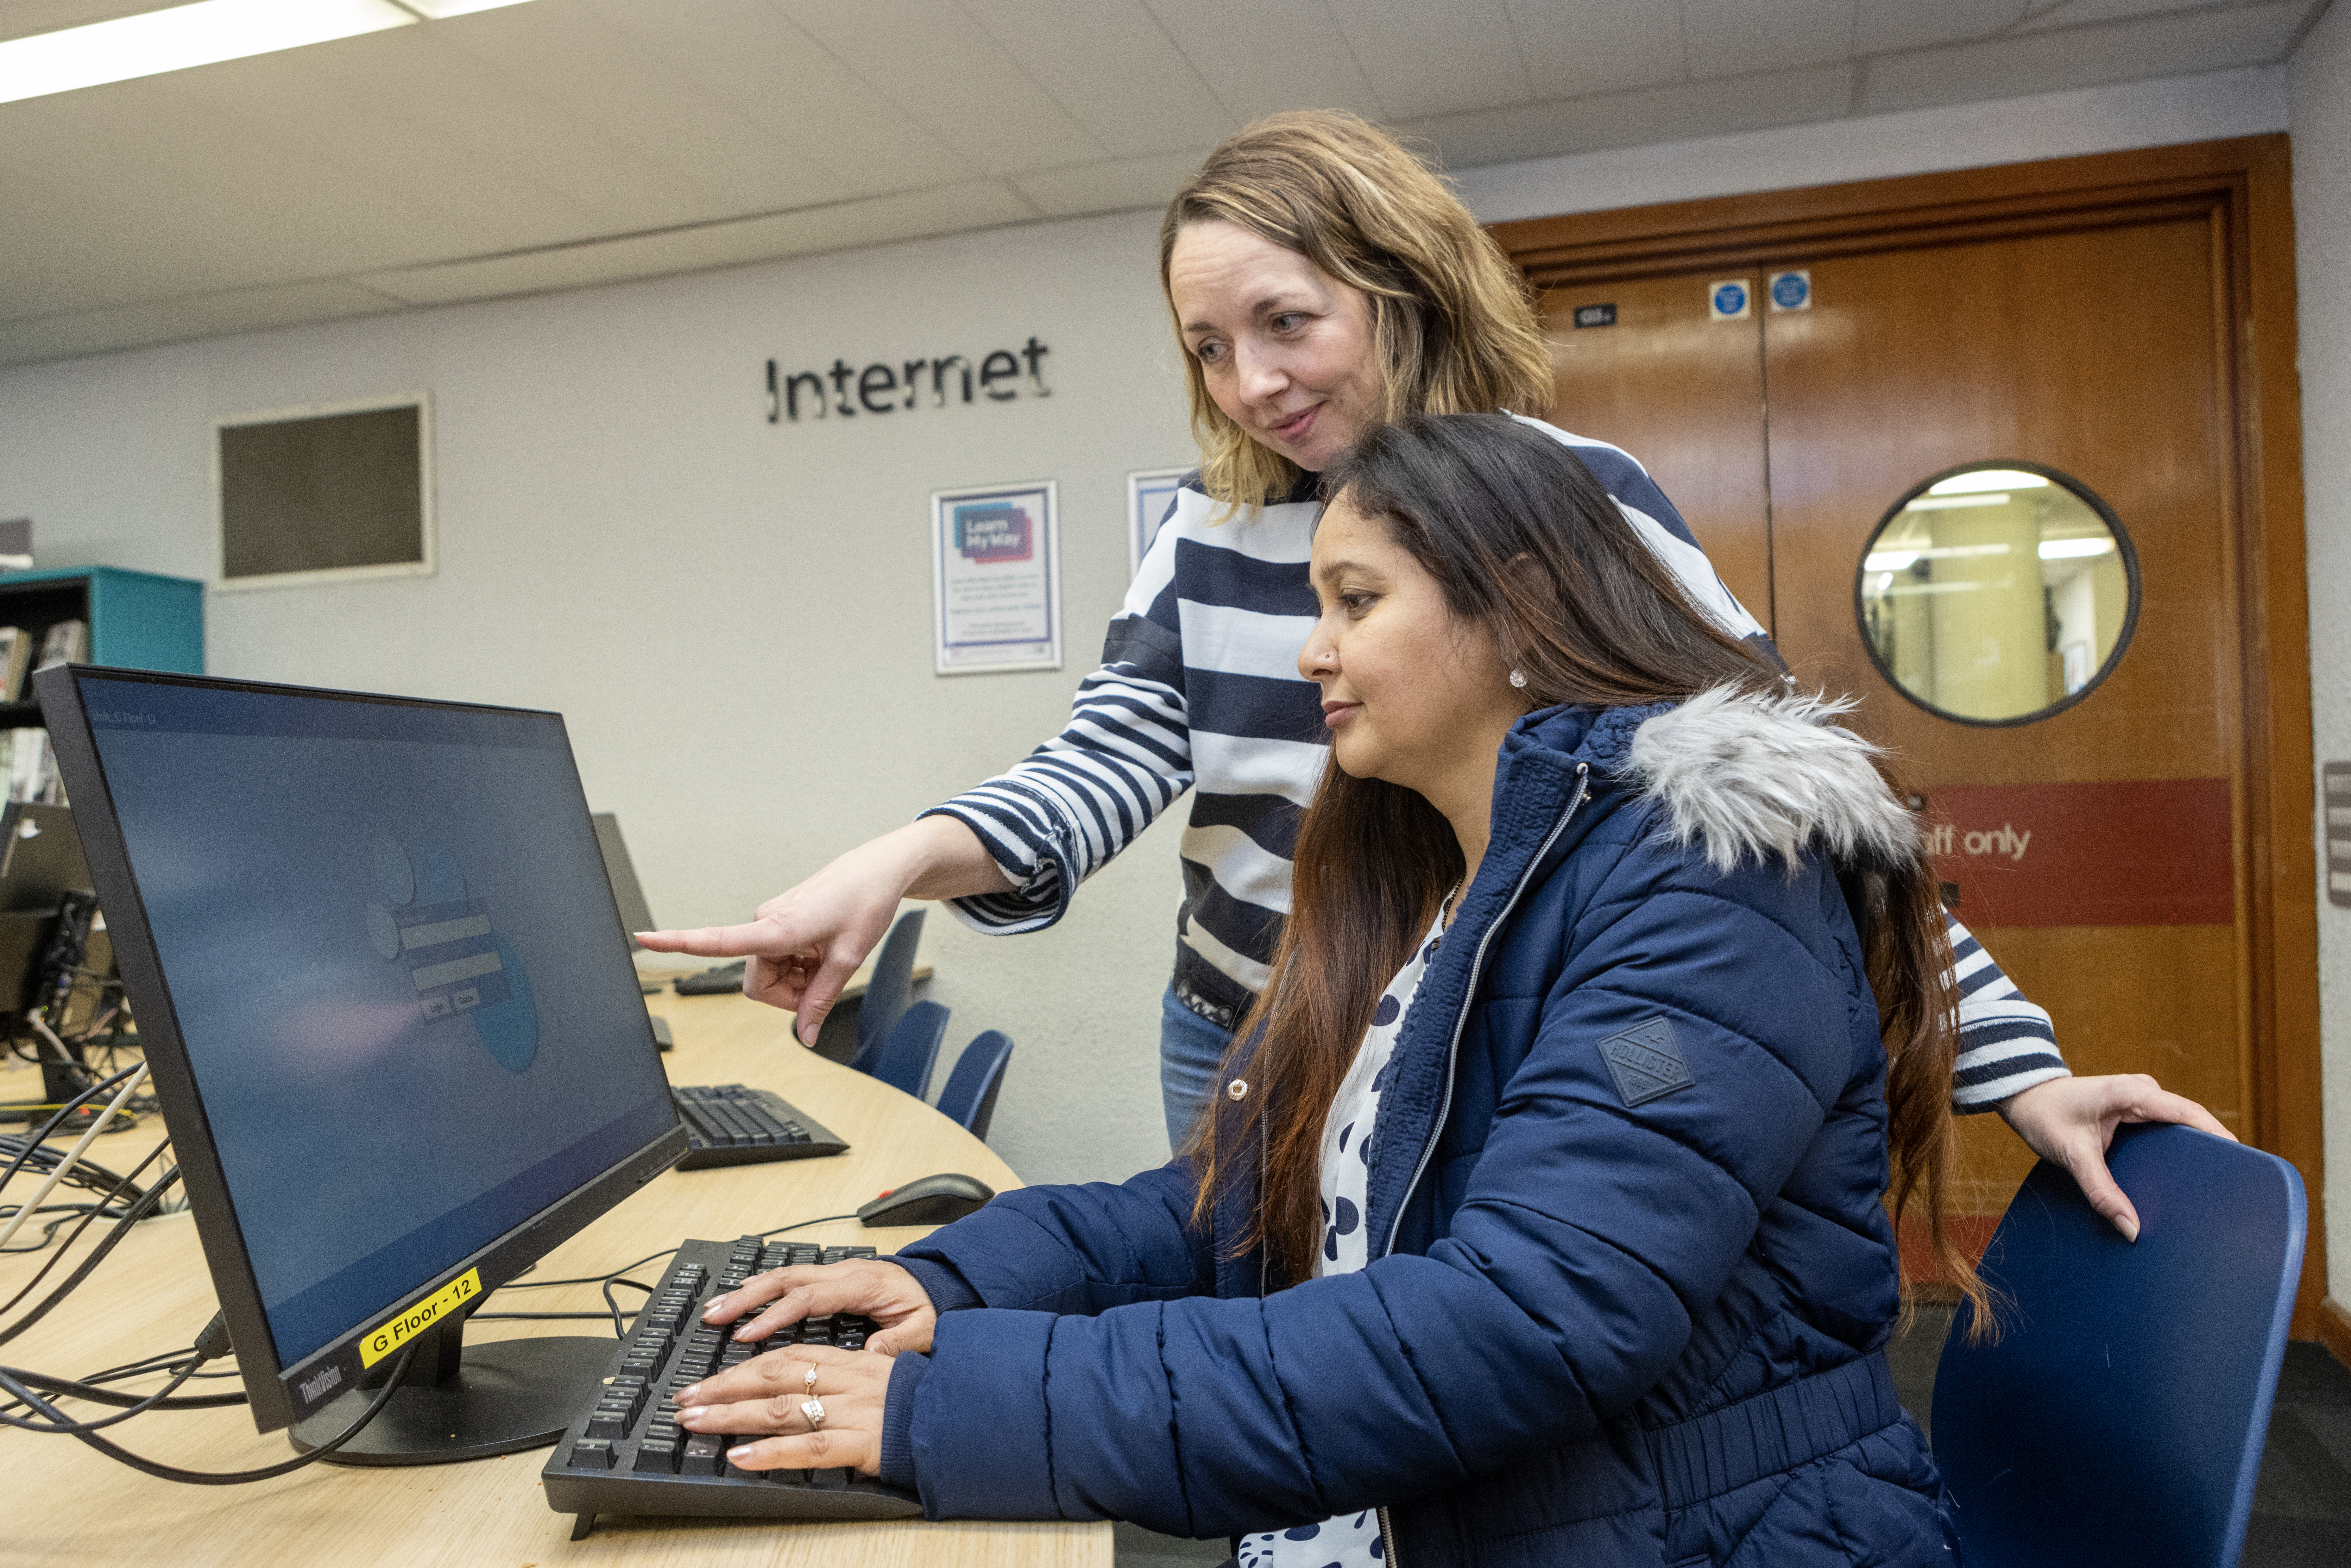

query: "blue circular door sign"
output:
1712 282 1748 317
1772 272 1811 310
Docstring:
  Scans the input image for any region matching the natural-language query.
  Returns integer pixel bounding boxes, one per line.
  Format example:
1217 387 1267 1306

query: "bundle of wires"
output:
1 1066 865 1483
0 1132 148 1254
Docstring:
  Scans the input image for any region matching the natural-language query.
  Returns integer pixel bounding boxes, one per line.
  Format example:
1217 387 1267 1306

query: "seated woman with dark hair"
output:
675 411 1991 1566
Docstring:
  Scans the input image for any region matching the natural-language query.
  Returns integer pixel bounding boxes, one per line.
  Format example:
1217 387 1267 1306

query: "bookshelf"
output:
0 567 204 724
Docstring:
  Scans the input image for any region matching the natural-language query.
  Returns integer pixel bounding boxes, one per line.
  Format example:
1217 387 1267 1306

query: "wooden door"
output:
1762 220 2245 1219
1512 140 2322 1330
1540 272 1773 630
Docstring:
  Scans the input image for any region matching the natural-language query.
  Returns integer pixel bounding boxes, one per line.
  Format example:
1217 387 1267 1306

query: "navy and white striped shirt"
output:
924 419 2066 1109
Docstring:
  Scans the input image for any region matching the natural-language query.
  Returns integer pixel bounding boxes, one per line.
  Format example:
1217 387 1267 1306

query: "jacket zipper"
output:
1373 762 1588 1568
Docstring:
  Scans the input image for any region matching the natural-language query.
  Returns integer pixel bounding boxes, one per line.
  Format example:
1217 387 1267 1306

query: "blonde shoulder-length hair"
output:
1158 110 1555 515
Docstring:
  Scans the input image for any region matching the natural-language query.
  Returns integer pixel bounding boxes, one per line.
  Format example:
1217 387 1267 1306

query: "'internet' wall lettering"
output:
765 339 1051 423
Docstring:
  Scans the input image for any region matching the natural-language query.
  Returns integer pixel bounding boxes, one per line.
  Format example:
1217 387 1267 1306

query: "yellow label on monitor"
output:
358 1269 481 1368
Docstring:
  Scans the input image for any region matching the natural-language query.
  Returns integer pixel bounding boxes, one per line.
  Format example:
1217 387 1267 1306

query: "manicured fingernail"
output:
678 1406 705 1422
2118 1216 2140 1243
678 1384 701 1402
728 1448 760 1464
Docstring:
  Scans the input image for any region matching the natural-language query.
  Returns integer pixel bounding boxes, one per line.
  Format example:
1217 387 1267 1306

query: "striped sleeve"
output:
1946 912 2070 1110
920 498 1197 936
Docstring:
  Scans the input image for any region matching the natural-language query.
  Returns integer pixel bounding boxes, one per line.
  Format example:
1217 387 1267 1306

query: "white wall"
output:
0 61 2304 1194
2291 1 2351 1307
0 210 1195 1188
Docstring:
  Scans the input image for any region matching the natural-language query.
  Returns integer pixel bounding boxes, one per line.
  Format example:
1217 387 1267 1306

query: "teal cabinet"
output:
0 566 203 722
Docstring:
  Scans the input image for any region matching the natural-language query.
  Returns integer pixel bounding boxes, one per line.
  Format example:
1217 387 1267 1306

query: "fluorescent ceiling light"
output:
1929 469 2049 495
0 0 534 106
2039 537 2115 560
1865 551 1917 572
1905 493 2009 511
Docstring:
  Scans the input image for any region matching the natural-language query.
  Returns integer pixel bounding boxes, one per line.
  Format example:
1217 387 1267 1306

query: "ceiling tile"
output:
0 165 249 320
2018 0 2257 31
1325 0 1530 121
583 0 973 192
1862 2 2312 111
414 2 856 216
959 0 1234 158
1141 0 1387 121
1507 0 1687 101
0 1 166 46
1012 147 1210 217
1425 61 1853 171
354 180 1037 305
56 72 568 271
1681 0 1857 79
153 57 612 257
0 279 401 369
279 25 747 233
772 0 1108 176
0 97 389 286
1853 0 2031 54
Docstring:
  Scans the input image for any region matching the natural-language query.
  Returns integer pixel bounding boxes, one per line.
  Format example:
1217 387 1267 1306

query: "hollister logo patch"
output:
1598 1017 1694 1106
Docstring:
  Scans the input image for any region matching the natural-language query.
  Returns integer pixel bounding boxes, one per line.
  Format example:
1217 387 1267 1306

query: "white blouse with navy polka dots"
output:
1239 906 1447 1568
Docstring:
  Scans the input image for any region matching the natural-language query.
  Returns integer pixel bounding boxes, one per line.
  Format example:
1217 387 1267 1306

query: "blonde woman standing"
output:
644 111 2222 1222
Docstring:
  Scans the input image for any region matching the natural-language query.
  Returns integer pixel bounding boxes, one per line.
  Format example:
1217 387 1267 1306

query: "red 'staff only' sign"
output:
1920 778 2233 928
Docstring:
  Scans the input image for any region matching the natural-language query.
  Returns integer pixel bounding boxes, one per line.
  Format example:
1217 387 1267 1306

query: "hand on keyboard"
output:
676 1344 894 1476
703 1257 938 1357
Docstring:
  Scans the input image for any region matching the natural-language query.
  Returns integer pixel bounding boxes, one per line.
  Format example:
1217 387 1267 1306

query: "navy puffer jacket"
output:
884 690 1961 1566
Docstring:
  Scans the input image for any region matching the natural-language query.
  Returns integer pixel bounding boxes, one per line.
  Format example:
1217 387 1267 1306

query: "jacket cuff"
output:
878 1351 929 1493
891 1254 985 1314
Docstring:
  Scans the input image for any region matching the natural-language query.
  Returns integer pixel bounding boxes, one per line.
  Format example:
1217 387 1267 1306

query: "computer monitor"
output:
36 664 687 1464
589 813 656 951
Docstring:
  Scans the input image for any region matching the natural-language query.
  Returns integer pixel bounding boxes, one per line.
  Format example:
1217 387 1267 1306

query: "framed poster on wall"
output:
1127 466 1192 579
932 480 1061 675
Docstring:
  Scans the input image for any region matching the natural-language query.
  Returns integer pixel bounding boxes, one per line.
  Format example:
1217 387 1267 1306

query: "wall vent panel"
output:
214 395 433 588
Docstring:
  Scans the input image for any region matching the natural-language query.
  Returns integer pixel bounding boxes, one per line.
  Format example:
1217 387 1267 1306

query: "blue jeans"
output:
1158 983 1235 1149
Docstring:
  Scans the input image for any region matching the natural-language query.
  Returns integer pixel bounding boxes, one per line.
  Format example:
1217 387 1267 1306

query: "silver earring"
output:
1509 670 1527 689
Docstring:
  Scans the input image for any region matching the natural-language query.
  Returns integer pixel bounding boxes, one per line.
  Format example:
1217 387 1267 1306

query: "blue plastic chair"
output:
934 1030 1013 1141
850 997 948 1099
1932 1123 2305 1568
856 909 925 1062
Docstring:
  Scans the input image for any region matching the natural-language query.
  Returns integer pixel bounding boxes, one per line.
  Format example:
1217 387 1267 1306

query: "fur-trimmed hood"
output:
1615 686 1921 875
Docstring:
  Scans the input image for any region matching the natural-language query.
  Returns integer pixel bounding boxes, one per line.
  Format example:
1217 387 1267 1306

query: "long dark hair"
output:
1185 413 1982 1328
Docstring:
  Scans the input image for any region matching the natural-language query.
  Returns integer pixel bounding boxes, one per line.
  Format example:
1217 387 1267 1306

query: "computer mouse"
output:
857 1173 996 1228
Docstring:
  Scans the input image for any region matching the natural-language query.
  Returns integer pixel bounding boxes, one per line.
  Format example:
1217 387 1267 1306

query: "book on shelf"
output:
0 627 29 703
32 619 85 673
6 727 57 803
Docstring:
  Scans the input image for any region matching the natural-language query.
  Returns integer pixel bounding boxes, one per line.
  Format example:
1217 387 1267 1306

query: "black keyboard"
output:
543 1236 922 1531
671 1084 848 1168
674 961 747 995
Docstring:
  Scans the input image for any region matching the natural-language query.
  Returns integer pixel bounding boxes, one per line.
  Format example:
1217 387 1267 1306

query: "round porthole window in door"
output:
1855 463 2139 726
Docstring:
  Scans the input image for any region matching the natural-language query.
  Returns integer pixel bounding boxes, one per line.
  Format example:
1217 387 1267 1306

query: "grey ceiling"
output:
0 0 2323 367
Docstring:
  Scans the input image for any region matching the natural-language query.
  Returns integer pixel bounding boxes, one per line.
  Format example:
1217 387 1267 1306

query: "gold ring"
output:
803 1364 819 1394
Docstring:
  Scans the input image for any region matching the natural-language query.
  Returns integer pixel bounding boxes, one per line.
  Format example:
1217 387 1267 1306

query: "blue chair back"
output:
850 998 948 1100
857 909 925 1060
935 1030 1013 1141
1932 1123 2304 1568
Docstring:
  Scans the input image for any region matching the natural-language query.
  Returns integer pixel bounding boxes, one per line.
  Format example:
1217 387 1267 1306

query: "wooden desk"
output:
0 993 1109 1568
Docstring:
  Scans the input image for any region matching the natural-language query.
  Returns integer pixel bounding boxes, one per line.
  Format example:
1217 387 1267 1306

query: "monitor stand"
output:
289 1307 614 1465
0 1023 99 1129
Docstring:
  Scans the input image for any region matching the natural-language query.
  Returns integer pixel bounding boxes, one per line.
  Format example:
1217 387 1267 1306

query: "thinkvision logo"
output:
298 1365 342 1403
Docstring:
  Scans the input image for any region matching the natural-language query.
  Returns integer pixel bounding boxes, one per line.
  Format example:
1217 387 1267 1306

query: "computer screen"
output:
39 666 685 1446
